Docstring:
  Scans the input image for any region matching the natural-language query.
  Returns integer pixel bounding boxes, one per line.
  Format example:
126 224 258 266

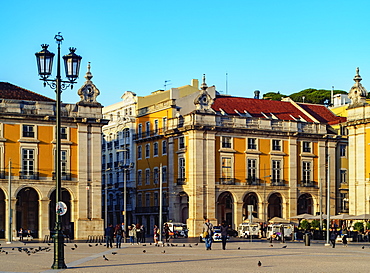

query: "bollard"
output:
304 233 310 246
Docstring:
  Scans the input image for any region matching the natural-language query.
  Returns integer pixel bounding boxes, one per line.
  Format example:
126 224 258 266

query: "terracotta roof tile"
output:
297 103 345 124
0 82 54 102
212 97 314 122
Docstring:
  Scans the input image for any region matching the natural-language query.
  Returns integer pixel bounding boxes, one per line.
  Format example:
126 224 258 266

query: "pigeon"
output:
258 261 262 267
189 244 192 247
12 248 14 250
282 245 287 248
270 244 274 247
89 244 93 247
161 250 166 254
47 243 51 246
143 250 146 253
74 244 78 248
183 244 185 247
71 248 75 250
100 243 102 245
195 243 198 246
103 255 109 261
150 243 152 245
95 243 98 246
5 251 8 255
64 244 67 246
112 252 117 255
142 244 146 246
362 246 365 249
238 247 240 250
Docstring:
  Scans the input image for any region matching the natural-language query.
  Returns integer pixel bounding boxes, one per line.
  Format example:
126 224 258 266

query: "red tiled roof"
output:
212 97 314 122
0 82 54 102
297 103 346 124
211 96 344 124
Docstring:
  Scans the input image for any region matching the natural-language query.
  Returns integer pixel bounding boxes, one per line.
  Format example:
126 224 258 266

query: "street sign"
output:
56 201 67 216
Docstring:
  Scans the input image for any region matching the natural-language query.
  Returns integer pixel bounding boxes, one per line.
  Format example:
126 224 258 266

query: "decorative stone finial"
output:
85 62 93 81
200 74 208 91
348 67 368 108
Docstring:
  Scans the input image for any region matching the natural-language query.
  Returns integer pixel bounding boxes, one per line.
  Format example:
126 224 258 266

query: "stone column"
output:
39 197 50 240
288 137 298 218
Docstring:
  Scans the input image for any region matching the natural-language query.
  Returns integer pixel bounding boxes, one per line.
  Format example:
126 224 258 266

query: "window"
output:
61 150 68 175
162 140 167 155
247 159 257 184
145 143 150 158
302 161 311 183
221 157 232 181
272 139 281 151
247 138 257 150
145 169 150 185
153 168 159 184
154 142 158 156
138 124 142 139
138 146 142 159
272 160 281 183
23 125 35 138
179 136 185 149
221 136 232 148
126 169 130 182
154 120 159 134
137 194 142 207
125 128 130 138
340 145 346 157
340 169 347 184
163 117 167 130
340 192 349 212
154 192 159 206
125 148 130 161
61 127 68 140
145 193 150 207
146 121 150 136
137 170 142 185
179 158 186 179
22 148 35 177
162 166 167 183
302 142 311 153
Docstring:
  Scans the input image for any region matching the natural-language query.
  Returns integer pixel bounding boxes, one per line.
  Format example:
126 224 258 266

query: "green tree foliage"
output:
263 89 347 104
300 220 311 230
311 220 320 229
354 222 364 232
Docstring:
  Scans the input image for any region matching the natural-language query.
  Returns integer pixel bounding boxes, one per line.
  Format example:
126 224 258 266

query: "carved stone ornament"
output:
348 67 368 108
194 74 214 112
77 62 101 106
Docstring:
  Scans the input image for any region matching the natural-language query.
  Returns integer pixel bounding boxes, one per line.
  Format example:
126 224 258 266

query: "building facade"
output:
0 66 107 240
102 91 137 227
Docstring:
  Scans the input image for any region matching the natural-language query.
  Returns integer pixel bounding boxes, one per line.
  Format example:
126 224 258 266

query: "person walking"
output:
18 228 24 241
153 225 159 244
140 224 146 243
203 218 214 250
136 223 142 244
330 228 337 248
105 223 114 248
128 224 137 245
342 234 348 247
121 222 126 243
114 224 123 248
164 223 170 242
220 221 228 250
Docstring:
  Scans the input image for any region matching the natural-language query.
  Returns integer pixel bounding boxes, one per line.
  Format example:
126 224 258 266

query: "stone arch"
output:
49 188 72 236
16 187 39 238
0 188 5 238
297 193 314 215
216 191 234 226
178 191 189 223
242 192 259 220
267 192 282 219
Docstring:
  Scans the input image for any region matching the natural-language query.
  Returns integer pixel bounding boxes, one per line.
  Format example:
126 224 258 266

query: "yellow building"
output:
133 76 343 237
0 67 107 240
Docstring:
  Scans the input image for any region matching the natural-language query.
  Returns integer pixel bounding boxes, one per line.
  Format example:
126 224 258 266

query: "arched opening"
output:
217 192 234 226
16 187 39 238
49 188 72 238
268 193 282 219
0 189 5 238
178 191 189 223
243 192 259 220
297 193 313 215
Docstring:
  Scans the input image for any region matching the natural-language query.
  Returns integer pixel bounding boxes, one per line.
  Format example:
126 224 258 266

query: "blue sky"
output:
1 0 370 106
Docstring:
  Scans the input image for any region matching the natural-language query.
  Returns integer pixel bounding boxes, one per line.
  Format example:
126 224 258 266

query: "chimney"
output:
254 90 260 99
191 79 199 89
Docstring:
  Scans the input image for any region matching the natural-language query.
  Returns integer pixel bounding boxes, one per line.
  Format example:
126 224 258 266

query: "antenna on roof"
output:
226 72 228 95
164 80 171 90
331 86 334 106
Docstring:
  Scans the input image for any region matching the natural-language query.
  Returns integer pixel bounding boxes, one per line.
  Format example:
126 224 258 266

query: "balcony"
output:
135 206 169 214
107 162 112 169
52 172 72 181
219 178 235 185
176 178 187 185
133 128 164 141
245 178 260 186
19 171 39 180
300 181 315 187
271 180 285 186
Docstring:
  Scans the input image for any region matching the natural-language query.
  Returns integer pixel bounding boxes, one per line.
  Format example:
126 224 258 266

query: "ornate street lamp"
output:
35 33 82 269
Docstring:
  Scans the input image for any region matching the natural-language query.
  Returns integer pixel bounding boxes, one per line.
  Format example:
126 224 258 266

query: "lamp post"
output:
35 33 82 269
